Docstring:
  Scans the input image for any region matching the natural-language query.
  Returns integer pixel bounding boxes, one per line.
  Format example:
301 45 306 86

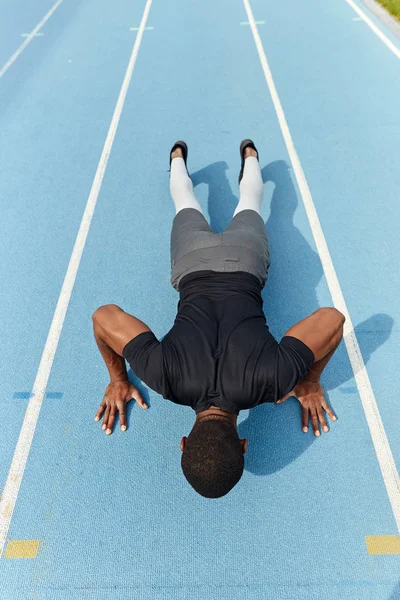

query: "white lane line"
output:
243 0 400 533
21 32 44 38
0 0 153 559
130 26 154 31
344 0 400 60
0 0 63 79
240 20 265 25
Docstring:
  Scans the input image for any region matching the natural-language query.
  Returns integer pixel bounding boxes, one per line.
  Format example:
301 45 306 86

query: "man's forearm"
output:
303 327 343 383
93 321 128 382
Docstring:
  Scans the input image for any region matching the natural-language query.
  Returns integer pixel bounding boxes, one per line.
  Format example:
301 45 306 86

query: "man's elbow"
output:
317 307 345 326
92 304 121 325
92 306 105 324
332 308 346 327
331 307 346 326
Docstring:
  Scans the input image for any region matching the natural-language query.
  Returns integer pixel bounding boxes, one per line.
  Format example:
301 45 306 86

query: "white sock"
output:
233 156 264 217
170 157 204 215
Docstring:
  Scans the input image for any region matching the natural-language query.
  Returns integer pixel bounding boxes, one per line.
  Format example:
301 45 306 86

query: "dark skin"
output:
92 303 345 444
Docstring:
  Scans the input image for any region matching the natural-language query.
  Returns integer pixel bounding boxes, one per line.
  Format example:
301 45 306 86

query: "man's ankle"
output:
244 147 257 159
171 147 184 160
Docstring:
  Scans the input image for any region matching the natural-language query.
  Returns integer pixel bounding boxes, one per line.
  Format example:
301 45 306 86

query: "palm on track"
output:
277 380 337 437
94 380 148 435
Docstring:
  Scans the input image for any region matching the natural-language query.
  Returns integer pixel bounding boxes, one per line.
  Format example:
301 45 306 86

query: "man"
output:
92 140 345 499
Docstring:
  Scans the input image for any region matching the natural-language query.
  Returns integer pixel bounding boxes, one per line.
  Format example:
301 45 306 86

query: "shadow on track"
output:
192 159 393 476
389 579 400 600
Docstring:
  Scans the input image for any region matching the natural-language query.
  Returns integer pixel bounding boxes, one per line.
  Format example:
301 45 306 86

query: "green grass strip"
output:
376 0 400 20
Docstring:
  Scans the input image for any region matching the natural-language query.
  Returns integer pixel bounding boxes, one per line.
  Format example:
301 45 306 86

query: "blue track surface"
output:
1 0 400 598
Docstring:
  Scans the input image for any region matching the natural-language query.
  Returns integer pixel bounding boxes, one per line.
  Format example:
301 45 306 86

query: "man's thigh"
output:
223 209 270 272
170 208 271 291
170 207 214 265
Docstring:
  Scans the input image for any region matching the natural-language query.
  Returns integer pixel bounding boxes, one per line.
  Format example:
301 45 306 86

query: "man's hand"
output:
94 380 148 435
277 380 337 437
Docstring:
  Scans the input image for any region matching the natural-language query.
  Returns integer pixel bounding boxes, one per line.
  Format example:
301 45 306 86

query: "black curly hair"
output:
181 417 244 498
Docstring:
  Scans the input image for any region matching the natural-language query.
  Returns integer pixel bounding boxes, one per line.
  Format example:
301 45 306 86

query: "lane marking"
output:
240 20 264 25
0 0 154 559
0 0 63 79
21 32 44 38
365 535 400 554
13 392 63 399
46 392 63 399
130 26 154 31
243 0 400 533
4 540 40 558
344 0 400 60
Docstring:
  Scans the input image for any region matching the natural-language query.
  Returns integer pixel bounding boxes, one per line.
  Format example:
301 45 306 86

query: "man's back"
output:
163 270 278 414
123 270 281 415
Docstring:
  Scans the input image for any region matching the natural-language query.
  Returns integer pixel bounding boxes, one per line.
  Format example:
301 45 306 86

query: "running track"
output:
0 0 400 598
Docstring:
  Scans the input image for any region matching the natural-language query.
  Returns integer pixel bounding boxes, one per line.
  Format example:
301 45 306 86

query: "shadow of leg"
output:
191 161 238 232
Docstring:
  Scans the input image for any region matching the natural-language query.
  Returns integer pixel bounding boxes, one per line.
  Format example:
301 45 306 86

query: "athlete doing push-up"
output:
92 140 345 498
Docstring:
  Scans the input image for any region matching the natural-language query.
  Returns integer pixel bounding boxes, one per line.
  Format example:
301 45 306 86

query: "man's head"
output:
180 412 247 498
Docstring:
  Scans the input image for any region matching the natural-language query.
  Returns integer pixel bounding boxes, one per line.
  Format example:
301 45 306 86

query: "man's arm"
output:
285 306 345 382
92 304 151 434
277 307 345 436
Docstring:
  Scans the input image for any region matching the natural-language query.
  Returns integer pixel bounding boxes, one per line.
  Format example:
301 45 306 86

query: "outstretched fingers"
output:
102 405 110 431
105 406 117 435
117 400 127 432
317 406 329 433
302 406 309 433
95 399 106 423
95 382 149 437
302 400 337 436
131 388 148 410
321 397 337 423
310 407 320 437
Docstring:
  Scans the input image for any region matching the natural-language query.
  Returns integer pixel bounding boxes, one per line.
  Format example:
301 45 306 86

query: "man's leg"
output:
169 146 214 289
170 148 204 214
233 147 264 217
223 145 270 287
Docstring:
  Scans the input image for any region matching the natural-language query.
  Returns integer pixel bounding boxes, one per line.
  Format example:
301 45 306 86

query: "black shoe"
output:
169 140 189 172
238 139 259 184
